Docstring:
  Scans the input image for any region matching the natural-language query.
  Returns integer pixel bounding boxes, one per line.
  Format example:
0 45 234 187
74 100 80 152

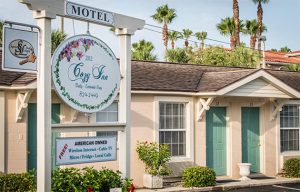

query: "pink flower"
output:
77 51 83 60
72 40 79 48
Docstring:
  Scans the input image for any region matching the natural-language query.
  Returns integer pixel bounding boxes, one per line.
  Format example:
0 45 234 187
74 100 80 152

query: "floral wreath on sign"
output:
53 37 117 111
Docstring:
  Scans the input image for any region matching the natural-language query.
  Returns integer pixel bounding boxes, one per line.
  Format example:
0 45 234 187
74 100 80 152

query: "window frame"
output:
280 104 300 153
154 96 194 162
89 100 119 137
159 102 186 157
95 102 118 123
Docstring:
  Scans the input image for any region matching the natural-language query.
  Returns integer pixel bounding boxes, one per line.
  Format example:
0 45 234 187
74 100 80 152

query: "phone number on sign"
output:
79 91 99 98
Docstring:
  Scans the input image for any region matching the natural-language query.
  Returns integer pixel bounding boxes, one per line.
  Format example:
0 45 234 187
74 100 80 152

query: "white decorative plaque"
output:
52 35 120 113
2 26 38 72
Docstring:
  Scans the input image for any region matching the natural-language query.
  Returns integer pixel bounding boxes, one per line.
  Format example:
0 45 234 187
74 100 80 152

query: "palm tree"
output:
151 4 177 51
195 31 207 50
217 17 244 49
233 0 240 46
244 19 267 49
282 64 300 72
168 31 181 49
182 29 193 50
165 48 189 63
217 17 235 49
51 29 67 54
132 39 157 61
252 0 269 52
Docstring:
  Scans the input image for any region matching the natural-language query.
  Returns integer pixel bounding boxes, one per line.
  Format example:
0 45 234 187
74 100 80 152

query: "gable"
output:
225 78 291 98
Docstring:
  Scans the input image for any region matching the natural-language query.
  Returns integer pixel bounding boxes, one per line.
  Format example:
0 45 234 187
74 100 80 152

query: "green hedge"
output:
0 167 132 192
182 166 216 187
283 158 300 178
52 167 131 192
0 171 36 192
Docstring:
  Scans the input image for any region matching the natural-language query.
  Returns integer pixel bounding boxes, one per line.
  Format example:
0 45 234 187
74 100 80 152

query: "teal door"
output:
206 107 227 176
27 103 37 171
242 107 260 173
27 103 60 171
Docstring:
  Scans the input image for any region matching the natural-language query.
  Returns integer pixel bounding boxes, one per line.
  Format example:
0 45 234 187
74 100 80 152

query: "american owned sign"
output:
66 1 114 26
56 136 117 165
51 35 120 113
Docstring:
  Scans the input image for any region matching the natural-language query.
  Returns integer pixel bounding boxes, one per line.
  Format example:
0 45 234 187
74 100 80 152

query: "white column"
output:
0 91 5 173
34 10 55 192
116 28 134 178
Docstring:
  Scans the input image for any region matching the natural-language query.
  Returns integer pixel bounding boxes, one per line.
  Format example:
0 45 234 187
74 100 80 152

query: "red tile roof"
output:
223 48 300 65
265 51 300 65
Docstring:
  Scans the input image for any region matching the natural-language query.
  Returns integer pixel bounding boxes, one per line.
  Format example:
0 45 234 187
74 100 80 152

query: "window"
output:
96 102 118 138
159 102 186 157
96 102 118 122
280 105 300 152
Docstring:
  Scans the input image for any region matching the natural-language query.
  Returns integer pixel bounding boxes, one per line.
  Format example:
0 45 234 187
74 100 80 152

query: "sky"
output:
1 0 300 60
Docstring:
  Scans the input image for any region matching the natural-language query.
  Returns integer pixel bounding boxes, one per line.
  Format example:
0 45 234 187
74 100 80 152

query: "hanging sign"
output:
56 136 117 165
52 34 120 113
66 1 114 26
2 26 38 72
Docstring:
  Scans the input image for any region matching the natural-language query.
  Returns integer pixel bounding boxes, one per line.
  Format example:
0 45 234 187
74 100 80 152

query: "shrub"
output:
182 166 216 187
282 158 300 178
98 168 123 192
0 170 36 192
136 141 172 176
82 167 102 191
51 167 83 192
51 167 132 192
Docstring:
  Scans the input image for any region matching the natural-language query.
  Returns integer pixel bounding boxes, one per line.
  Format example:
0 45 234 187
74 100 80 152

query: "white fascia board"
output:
0 81 37 90
195 92 218 96
132 90 218 97
216 70 300 98
131 90 197 96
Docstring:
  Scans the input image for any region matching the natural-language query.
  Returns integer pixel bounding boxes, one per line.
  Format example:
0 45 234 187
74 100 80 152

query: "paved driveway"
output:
226 183 300 191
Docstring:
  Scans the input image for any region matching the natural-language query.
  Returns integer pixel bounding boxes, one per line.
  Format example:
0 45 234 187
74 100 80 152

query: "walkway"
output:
136 177 300 192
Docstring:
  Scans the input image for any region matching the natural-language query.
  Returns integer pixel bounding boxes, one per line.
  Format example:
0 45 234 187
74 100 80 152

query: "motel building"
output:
1 51 300 187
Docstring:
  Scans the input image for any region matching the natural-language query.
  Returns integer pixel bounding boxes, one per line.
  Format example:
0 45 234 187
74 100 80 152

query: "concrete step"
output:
163 177 182 187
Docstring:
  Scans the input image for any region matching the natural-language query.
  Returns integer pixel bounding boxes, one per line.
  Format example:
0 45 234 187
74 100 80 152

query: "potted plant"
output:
136 141 172 189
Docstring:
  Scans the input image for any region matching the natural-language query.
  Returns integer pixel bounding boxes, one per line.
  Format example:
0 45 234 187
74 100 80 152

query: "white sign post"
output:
19 0 145 191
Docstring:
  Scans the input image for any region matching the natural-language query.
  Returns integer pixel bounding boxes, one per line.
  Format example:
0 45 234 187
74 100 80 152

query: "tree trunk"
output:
257 1 263 53
162 22 168 50
250 35 256 49
230 36 236 49
185 40 189 50
201 40 205 50
162 22 168 61
171 40 175 49
233 0 240 47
